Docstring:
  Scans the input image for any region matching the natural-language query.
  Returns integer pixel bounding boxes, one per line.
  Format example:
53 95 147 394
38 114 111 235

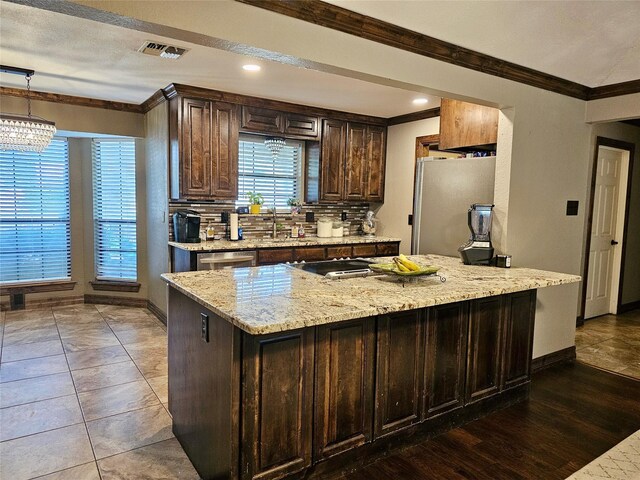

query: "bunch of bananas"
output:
393 254 421 272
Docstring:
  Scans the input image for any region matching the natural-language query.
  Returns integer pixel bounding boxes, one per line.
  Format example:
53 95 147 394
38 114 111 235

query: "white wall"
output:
378 117 440 253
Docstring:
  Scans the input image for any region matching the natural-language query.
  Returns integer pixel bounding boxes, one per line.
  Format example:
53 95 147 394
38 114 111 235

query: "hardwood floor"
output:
340 362 640 480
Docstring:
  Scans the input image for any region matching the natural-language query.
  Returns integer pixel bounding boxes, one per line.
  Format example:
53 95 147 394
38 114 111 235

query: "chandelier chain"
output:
26 74 32 117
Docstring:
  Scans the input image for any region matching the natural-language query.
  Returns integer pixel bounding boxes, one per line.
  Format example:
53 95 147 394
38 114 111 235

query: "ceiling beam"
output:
236 0 640 101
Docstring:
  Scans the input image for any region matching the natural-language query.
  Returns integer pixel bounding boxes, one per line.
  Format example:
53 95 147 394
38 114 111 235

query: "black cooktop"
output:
290 259 373 276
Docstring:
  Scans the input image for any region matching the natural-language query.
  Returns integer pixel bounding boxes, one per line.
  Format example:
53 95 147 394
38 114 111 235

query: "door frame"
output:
579 136 635 325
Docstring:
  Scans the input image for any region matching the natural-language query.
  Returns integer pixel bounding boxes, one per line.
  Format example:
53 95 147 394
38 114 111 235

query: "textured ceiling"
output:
324 0 640 88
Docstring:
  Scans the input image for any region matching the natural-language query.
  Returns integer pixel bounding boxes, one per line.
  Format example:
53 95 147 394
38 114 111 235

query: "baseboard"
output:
0 295 84 311
618 300 640 314
576 315 584 327
531 346 576 373
147 300 167 326
84 294 147 308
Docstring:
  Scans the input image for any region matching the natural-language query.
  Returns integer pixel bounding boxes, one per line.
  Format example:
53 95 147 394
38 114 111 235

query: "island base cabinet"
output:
314 319 375 461
423 302 469 419
375 310 424 438
168 288 240 480
241 330 315 480
502 290 537 390
466 296 504 404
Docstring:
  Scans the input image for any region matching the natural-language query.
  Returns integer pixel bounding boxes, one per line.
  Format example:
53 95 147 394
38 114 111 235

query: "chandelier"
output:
264 136 286 158
0 66 56 153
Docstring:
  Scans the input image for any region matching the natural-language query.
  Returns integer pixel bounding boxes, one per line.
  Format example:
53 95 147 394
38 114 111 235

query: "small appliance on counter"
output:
458 203 494 265
173 210 201 243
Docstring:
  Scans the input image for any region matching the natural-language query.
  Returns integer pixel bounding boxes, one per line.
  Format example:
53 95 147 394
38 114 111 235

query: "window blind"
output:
0 138 71 283
92 139 137 281
237 135 303 209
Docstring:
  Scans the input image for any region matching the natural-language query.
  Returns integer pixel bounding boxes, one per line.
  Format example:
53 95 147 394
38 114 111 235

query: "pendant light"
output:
0 65 56 153
264 136 286 158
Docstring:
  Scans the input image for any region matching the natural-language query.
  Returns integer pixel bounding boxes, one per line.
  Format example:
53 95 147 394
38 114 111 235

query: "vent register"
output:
138 41 188 60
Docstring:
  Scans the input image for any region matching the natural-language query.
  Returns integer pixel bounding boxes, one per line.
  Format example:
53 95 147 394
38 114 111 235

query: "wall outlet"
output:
201 313 209 343
566 200 579 216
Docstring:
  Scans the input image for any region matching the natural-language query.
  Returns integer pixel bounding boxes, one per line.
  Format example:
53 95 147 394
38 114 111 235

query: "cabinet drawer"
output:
352 245 376 257
257 249 294 265
284 113 319 138
326 246 352 259
294 247 326 262
241 106 282 133
376 243 399 256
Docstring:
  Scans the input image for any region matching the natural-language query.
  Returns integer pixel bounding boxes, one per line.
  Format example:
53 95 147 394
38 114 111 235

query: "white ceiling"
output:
1 0 639 119
325 0 640 88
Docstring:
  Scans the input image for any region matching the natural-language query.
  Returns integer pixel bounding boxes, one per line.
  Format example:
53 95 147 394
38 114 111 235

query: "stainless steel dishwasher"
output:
196 251 257 270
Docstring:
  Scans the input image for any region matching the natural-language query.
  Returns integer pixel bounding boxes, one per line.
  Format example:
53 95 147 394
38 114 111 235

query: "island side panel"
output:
502 290 537 390
241 329 315 480
168 287 240 480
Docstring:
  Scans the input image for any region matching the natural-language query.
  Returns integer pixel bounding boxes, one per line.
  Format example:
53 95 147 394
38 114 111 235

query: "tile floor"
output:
0 304 200 480
575 309 640 380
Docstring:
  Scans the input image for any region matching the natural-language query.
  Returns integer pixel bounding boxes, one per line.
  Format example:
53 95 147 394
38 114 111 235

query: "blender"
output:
458 204 494 265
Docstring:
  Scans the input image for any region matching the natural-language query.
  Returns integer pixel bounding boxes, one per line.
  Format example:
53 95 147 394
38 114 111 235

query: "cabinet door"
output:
241 106 282 134
181 98 212 197
314 318 375 461
375 310 424 438
326 246 352 259
502 290 536 390
257 249 294 265
320 119 346 201
284 113 319 138
294 247 326 262
466 296 503 404
438 98 498 150
211 102 238 199
352 244 376 257
242 329 314 480
345 123 368 200
424 302 468 419
376 243 399 257
365 126 386 202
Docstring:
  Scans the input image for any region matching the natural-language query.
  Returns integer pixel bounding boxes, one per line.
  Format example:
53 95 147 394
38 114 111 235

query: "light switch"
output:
566 200 579 216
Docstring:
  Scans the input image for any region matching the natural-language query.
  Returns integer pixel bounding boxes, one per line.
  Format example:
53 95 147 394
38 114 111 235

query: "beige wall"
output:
377 118 440 252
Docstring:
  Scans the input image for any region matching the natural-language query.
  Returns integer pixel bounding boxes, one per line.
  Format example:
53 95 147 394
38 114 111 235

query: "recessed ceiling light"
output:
243 64 261 72
413 98 429 105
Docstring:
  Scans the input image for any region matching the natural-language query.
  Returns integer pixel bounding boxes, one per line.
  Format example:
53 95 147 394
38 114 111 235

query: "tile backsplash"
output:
168 201 370 240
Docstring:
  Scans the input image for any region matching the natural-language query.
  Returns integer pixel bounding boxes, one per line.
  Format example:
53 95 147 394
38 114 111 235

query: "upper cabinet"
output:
438 98 498 151
320 120 387 203
169 95 239 200
241 106 319 139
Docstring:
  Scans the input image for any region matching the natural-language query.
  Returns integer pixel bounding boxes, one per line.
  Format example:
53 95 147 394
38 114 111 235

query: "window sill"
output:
0 280 77 296
90 280 141 293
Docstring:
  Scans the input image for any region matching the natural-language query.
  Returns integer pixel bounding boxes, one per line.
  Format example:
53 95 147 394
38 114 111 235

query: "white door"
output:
585 147 627 319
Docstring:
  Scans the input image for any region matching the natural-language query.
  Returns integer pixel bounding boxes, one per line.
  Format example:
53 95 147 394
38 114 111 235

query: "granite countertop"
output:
162 254 581 335
169 235 401 251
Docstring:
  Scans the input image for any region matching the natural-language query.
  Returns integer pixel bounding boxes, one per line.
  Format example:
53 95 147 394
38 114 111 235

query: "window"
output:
237 135 303 209
92 139 137 281
0 138 71 283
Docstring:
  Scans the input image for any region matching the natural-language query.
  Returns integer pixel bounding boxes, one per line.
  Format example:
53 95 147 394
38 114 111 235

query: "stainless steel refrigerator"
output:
411 156 496 256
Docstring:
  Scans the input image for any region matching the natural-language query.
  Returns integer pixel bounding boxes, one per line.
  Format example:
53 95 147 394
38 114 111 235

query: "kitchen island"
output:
162 255 580 480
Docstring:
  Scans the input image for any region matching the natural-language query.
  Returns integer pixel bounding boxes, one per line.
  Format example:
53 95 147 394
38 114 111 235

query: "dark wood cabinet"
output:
345 123 368 200
466 296 503 404
257 249 294 265
424 302 468 419
376 242 399 256
365 126 386 202
242 329 314 480
502 290 536 390
241 106 319 139
439 98 498 151
320 120 387 202
375 310 424 438
170 97 238 200
353 244 377 257
294 247 326 262
314 318 375 461
320 119 347 201
326 246 352 259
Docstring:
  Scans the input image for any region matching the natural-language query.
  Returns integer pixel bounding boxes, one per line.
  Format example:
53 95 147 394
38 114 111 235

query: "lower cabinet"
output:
314 319 375 461
242 329 315 480
502 290 537 390
424 302 469 419
466 296 503 403
374 310 424 438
